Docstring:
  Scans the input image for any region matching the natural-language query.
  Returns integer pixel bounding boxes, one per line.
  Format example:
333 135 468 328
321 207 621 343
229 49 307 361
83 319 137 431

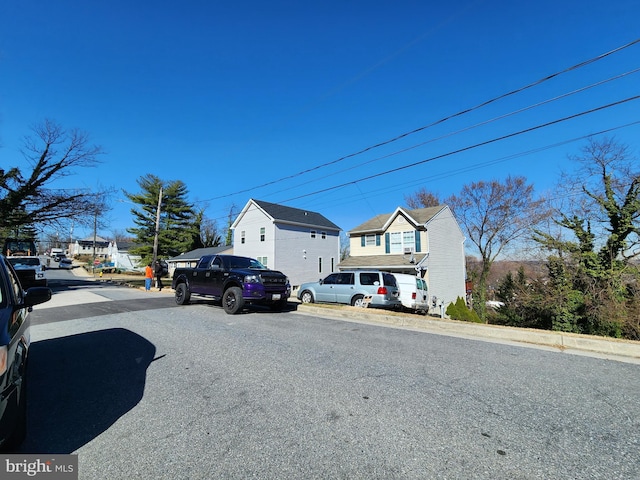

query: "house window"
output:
321 231 326 239
390 231 416 253
403 231 415 249
257 256 268 267
331 257 335 272
310 230 316 238
365 234 376 246
318 257 322 273
260 227 265 242
390 232 402 253
241 231 246 244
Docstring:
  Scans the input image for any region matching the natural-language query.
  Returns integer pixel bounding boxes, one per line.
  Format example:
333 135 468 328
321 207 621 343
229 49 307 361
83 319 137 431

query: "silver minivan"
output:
298 270 401 308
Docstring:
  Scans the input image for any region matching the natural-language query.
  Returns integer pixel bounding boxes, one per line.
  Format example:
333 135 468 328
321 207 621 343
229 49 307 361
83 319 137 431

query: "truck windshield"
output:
8 258 40 267
228 256 267 269
3 239 37 256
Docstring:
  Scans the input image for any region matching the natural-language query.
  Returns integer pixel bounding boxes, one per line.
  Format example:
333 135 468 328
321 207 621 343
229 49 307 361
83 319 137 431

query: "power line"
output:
202 119 640 227
203 38 640 202
281 96 640 202
258 68 640 200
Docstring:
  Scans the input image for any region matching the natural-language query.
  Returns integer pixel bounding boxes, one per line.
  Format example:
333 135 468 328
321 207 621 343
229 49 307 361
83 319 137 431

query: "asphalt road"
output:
18 273 640 479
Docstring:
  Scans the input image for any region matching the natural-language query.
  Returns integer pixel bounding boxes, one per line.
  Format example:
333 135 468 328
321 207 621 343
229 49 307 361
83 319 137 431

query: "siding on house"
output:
273 223 340 286
342 205 466 312
231 199 341 287
232 202 276 264
420 207 466 308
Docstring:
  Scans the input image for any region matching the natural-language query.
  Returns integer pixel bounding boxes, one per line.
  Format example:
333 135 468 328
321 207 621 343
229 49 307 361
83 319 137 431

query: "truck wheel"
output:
300 290 314 304
223 286 244 314
175 283 191 305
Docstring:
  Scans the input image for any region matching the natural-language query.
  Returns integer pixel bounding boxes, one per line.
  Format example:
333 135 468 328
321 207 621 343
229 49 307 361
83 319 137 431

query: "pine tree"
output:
125 174 198 265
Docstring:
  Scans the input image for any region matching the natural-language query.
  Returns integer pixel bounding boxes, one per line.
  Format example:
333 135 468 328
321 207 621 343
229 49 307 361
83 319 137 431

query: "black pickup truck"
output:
171 254 290 314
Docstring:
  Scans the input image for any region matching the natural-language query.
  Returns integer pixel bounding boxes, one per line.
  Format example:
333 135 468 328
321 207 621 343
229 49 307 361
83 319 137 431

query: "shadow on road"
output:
17 328 157 454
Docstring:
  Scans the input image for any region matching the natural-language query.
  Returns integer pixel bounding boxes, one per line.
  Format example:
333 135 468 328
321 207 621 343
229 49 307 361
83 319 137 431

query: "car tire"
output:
351 294 365 307
175 283 191 305
300 290 314 304
223 286 244 314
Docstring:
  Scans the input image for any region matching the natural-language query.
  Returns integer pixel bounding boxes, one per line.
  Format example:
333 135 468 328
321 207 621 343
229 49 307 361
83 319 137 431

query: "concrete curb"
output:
296 304 640 362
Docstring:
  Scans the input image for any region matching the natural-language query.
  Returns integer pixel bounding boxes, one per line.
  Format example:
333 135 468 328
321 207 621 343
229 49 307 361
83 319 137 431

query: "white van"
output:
392 273 429 314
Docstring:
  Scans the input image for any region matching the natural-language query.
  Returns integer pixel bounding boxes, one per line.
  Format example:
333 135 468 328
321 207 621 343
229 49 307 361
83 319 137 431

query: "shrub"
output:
446 297 482 323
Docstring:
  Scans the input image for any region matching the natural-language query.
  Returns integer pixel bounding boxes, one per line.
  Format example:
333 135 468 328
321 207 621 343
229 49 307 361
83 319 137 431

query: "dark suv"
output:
0 255 51 451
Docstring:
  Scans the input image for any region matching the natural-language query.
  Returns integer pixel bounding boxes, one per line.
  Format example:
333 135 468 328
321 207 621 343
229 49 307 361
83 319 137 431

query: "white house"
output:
340 205 466 312
231 199 341 288
107 241 144 272
70 236 110 258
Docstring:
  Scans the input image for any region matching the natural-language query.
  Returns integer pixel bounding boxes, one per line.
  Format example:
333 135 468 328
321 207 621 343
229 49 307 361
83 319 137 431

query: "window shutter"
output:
415 230 421 252
376 234 381 246
361 236 365 247
385 233 390 254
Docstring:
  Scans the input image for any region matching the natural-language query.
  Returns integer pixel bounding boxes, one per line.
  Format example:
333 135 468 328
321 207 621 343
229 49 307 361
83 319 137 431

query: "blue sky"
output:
1 0 639 240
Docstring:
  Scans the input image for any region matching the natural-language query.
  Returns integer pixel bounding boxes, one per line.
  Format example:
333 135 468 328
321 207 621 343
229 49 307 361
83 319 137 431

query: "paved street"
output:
18 276 640 479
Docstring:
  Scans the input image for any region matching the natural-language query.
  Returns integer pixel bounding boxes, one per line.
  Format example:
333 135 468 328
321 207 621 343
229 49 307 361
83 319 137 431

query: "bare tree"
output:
404 187 441 209
199 215 223 247
567 137 640 265
0 119 105 232
447 175 548 320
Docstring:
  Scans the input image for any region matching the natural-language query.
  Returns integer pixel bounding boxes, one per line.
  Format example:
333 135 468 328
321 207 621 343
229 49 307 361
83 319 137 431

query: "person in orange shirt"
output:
145 263 153 291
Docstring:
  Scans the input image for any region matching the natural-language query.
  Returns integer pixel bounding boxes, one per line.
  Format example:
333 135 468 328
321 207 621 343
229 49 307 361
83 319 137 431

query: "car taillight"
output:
377 287 388 295
411 292 416 300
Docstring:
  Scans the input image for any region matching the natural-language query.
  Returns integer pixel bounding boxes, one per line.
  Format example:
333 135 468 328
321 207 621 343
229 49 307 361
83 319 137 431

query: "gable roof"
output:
233 199 341 231
349 205 446 234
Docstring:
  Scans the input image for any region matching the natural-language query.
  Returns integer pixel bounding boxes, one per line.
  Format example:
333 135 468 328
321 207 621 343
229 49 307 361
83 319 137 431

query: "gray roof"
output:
252 199 340 231
167 246 232 262
349 205 445 234
338 254 427 270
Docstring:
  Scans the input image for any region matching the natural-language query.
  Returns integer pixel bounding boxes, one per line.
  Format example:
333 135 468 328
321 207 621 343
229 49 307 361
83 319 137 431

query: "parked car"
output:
0 255 51 451
172 254 290 314
297 270 401 308
6 256 47 288
59 258 73 270
392 273 429 314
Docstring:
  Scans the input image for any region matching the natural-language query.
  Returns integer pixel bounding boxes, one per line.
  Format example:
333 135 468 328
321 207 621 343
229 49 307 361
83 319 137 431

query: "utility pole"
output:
92 211 97 274
152 186 162 265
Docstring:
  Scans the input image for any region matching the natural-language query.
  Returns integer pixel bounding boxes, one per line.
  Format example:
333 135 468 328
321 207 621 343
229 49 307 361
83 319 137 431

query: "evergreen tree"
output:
125 174 198 265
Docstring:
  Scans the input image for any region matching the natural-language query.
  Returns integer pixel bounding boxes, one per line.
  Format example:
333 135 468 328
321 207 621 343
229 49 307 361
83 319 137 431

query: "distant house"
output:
231 199 341 288
166 246 232 277
70 236 110 258
340 205 466 312
107 241 144 272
